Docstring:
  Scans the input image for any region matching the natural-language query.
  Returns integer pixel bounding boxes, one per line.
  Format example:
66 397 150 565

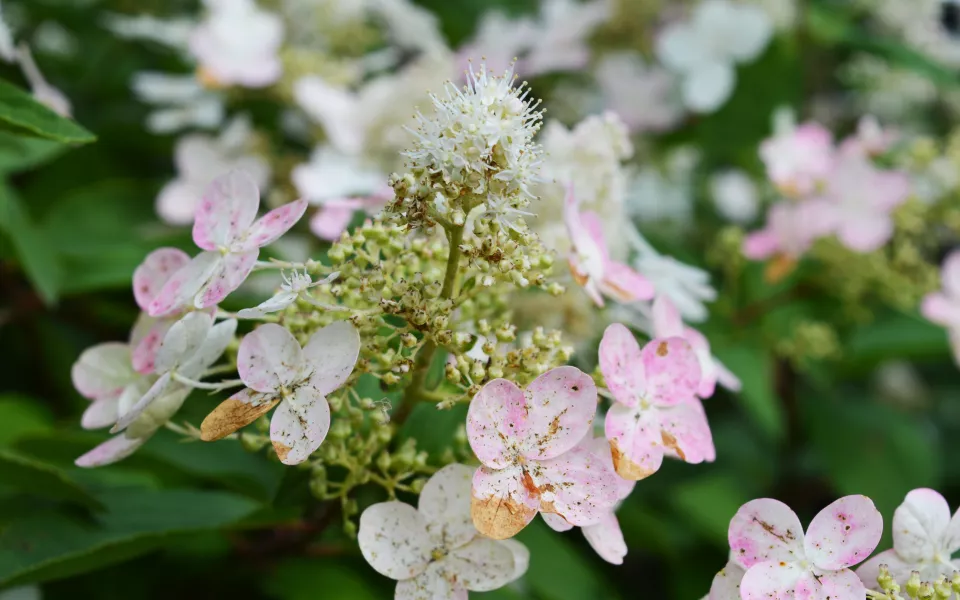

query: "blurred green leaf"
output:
515 520 617 600
0 132 65 174
671 474 749 548
0 394 53 448
712 344 785 441
262 559 381 600
0 488 259 587
846 312 950 367
0 182 61 303
0 449 103 510
0 78 95 144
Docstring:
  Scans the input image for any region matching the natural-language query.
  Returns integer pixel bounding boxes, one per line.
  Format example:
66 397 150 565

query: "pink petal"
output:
132 248 190 311
601 261 655 303
129 314 173 375
534 445 620 527
147 251 221 317
941 250 960 299
237 199 308 251
892 488 951 562
192 170 261 251
683 327 718 398
728 498 805 568
111 372 173 433
743 229 779 260
471 465 539 540
418 464 476 550
872 171 910 211
309 205 355 241
715 358 743 393
71 342 134 401
520 366 597 461
357 501 431 580
604 403 664 480
270 385 331 465
921 293 960 327
193 250 258 309
739 560 804 600
81 397 120 430
584 435 635 500
302 320 361 395
856 549 915 589
598 323 646 408
641 337 701 407
652 294 685 338
237 323 304 392
794 568 864 600
709 560 747 600
467 379 529 469
805 495 882 571
836 214 893 253
541 512 574 532
583 512 627 565
156 180 203 226
580 211 610 264
659 399 715 463
75 433 148 468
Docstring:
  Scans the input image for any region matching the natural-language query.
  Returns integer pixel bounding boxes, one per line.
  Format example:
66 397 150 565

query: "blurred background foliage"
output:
0 0 958 598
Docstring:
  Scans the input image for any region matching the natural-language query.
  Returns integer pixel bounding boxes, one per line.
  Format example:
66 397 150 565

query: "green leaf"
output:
712 344 785 441
0 131 65 174
515 520 618 600
805 393 940 523
0 449 103 510
671 474 750 548
0 78 95 144
262 559 381 600
0 489 260 586
0 183 61 303
0 395 52 448
846 312 950 368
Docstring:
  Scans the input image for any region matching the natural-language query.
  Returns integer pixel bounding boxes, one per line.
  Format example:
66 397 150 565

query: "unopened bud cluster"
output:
874 565 960 600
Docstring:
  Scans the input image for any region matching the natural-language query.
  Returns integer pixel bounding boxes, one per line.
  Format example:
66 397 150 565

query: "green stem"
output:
392 224 464 426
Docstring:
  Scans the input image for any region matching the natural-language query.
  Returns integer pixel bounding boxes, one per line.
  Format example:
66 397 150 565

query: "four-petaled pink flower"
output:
728 495 882 600
857 488 960 588
359 464 530 599
148 170 307 317
189 0 284 88
599 323 712 480
759 122 834 198
541 436 636 565
466 366 620 540
920 250 960 365
200 321 360 465
651 294 741 399
564 185 654 307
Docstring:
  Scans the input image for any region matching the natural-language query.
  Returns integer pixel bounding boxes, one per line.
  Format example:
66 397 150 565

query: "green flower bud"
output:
343 519 358 539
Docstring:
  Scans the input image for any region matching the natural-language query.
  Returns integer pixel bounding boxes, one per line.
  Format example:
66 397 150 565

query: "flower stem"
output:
393 223 464 426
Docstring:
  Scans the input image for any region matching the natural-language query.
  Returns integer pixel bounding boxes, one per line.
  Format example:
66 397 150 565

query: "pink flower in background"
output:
598 323 712 481
742 200 835 261
71 342 140 430
148 170 307 316
200 321 360 465
651 294 741 398
816 153 909 252
565 186 654 306
466 366 620 540
856 488 960 588
189 0 283 88
729 495 882 600
921 250 960 364
759 122 834 197
541 436 636 565
358 464 529 598
839 115 898 158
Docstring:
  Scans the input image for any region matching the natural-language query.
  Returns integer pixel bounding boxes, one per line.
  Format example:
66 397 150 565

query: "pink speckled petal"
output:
601 261 655 303
269 385 330 465
641 337 701 407
302 320 360 396
728 498 805 568
237 323 303 393
805 495 882 570
237 199 308 251
75 433 149 468
584 435 635 500
418 464 476 550
132 247 190 311
604 403 664 481
446 537 522 592
598 323 645 408
683 327 718 398
856 549 914 590
794 568 864 600
739 560 803 600
357 501 431 580
580 211 610 264
71 342 134 401
541 512 574 532
309 204 355 241
659 399 715 464
534 445 620 527
708 560 746 600
520 366 597 460
192 170 261 251
81 397 120 430
892 488 950 562
583 512 627 565
471 465 540 540
652 294 684 338
147 251 221 317
743 228 779 260
466 379 528 469
193 250 258 309
129 314 173 375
